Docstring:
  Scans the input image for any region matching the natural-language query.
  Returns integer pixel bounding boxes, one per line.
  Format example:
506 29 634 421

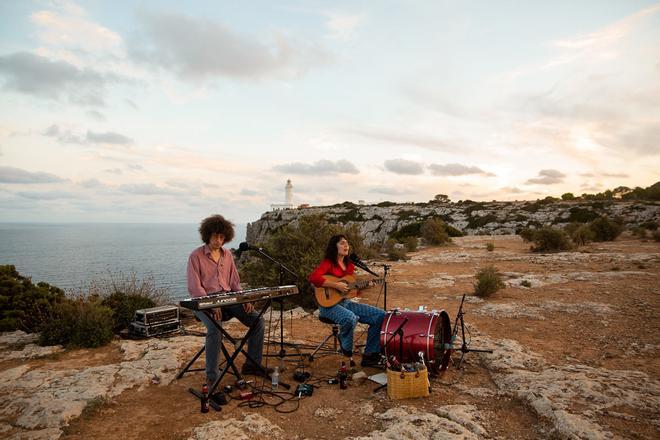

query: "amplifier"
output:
129 320 181 337
133 305 179 325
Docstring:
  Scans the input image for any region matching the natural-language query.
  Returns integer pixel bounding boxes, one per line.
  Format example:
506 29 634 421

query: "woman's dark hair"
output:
324 234 349 265
199 214 235 244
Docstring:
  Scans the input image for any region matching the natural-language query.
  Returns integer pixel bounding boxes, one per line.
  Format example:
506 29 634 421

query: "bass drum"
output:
380 309 452 373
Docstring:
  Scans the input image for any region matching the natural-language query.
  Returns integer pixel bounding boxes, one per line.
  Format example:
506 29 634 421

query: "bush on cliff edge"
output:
239 214 373 310
39 296 114 348
0 265 65 333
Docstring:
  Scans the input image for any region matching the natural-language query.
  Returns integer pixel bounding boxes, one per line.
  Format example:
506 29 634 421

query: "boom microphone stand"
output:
249 246 298 371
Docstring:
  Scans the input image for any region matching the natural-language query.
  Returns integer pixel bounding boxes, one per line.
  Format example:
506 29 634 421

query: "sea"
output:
0 223 247 301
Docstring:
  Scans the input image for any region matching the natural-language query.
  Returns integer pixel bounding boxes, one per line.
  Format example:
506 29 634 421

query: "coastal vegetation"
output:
0 265 165 348
518 215 624 252
239 214 373 309
474 266 505 298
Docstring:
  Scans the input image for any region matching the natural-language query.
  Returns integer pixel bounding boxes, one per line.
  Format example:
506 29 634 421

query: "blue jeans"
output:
319 300 385 354
194 304 265 385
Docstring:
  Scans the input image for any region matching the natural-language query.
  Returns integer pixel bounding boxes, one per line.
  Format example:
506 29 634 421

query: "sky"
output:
0 0 659 224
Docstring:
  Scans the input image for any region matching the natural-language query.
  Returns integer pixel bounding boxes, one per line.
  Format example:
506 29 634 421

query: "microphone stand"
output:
251 247 298 372
382 264 390 311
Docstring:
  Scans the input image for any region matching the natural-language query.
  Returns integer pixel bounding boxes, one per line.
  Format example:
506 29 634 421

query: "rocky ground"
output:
1 234 658 439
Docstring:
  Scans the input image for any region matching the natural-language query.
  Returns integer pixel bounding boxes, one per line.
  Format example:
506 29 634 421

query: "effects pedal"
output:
295 384 314 397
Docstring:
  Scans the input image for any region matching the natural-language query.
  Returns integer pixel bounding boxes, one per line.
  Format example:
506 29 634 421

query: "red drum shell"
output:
380 310 451 366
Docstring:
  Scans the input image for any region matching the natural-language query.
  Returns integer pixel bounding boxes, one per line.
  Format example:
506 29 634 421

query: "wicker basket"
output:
386 367 430 400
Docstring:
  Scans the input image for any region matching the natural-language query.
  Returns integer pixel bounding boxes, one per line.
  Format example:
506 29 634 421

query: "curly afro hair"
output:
198 214 235 244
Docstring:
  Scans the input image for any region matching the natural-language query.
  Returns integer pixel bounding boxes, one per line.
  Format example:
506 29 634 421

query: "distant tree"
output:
612 186 631 198
433 194 450 203
561 193 575 201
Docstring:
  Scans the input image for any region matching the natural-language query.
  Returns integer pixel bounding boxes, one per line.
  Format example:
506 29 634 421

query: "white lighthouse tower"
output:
285 179 293 207
271 179 296 210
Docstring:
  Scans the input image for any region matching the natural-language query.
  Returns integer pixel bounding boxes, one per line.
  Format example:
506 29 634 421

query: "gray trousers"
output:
194 304 265 385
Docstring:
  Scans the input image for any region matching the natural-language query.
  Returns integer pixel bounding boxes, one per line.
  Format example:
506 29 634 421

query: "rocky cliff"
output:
246 200 660 246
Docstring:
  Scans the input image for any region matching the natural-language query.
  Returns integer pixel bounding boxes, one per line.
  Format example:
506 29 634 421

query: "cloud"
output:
272 159 359 175
87 110 106 121
240 189 259 196
324 12 363 41
129 10 329 81
500 186 524 194
368 186 415 195
30 4 122 55
118 183 183 196
16 190 81 200
602 172 629 178
86 130 133 145
428 163 494 176
104 168 122 175
0 166 66 184
79 178 104 188
43 125 133 145
384 159 424 175
525 169 566 185
0 52 117 106
349 127 459 152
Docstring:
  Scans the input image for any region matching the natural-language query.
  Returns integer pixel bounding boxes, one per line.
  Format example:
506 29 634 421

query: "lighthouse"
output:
285 179 293 207
271 179 296 210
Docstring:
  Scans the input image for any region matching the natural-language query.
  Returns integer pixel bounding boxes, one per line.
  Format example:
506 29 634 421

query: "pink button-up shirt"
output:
187 245 241 297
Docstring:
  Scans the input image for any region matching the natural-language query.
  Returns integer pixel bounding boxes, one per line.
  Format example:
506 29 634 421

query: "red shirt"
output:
187 245 241 297
308 259 355 287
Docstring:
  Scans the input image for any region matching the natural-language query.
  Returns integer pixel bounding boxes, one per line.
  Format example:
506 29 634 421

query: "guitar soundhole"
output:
324 288 330 299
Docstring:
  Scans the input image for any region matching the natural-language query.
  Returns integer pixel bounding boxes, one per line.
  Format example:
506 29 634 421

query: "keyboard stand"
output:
179 304 271 411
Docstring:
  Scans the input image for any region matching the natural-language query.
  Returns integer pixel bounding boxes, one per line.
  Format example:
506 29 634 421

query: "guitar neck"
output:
352 278 383 290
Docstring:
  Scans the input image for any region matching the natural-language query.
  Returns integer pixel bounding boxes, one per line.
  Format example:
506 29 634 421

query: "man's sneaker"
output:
241 363 274 377
340 346 353 358
360 352 383 367
210 392 228 406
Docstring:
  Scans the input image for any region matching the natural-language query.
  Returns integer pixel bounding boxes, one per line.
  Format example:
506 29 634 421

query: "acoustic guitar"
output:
314 274 383 308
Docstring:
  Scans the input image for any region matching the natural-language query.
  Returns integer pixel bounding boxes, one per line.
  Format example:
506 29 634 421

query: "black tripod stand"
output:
451 293 493 369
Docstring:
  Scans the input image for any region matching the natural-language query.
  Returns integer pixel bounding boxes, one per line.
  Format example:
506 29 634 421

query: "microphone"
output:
236 241 259 258
349 253 379 276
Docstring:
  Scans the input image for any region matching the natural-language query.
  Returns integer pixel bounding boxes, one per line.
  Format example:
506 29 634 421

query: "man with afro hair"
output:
187 214 272 392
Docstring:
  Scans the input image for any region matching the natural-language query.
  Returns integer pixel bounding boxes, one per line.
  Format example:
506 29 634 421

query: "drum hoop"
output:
382 311 396 359
425 314 435 359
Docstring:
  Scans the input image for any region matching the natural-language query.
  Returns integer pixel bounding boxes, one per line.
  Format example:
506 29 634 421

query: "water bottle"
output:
271 366 279 390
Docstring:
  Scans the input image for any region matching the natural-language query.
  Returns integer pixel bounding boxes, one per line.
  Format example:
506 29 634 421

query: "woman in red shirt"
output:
308 234 385 367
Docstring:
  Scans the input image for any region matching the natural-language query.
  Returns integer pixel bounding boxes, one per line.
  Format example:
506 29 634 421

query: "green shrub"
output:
240 215 370 309
641 221 658 231
420 218 451 245
445 224 464 237
568 207 600 223
518 228 535 242
390 222 422 241
474 266 505 298
530 227 573 252
403 236 418 252
39 296 114 348
0 265 66 333
564 223 595 246
101 292 155 333
520 280 532 288
486 242 494 252
631 226 648 239
466 214 497 229
385 239 408 261
588 217 623 242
